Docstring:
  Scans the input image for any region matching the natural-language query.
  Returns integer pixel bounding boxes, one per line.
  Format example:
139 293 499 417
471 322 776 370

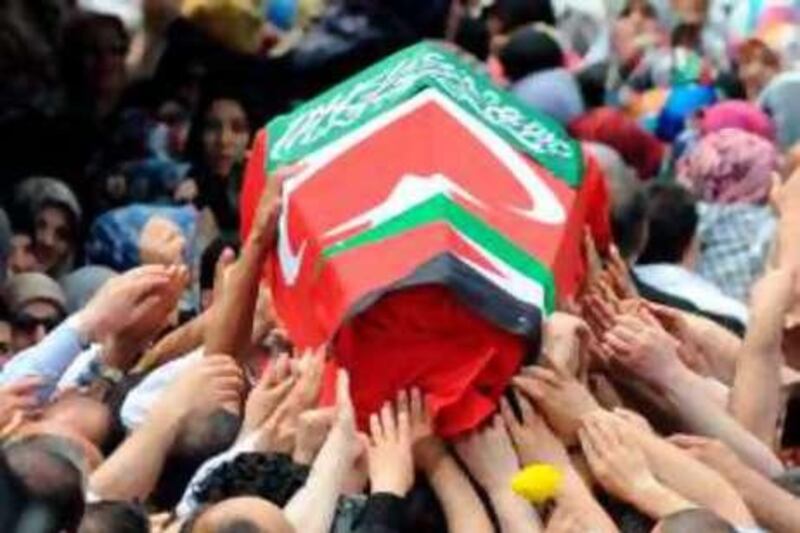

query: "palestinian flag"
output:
241 42 593 435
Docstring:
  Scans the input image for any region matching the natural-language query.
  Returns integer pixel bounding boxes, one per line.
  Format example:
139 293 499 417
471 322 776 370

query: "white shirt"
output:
635 263 749 325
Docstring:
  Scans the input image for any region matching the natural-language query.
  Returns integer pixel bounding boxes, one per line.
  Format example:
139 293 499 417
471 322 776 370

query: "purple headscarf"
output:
677 128 780 204
699 101 776 142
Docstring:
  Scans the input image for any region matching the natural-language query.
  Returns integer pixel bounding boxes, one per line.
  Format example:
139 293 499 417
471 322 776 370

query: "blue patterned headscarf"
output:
85 204 198 271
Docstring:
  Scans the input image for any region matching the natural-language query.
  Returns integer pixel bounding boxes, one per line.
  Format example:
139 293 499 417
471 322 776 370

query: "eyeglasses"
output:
11 313 64 334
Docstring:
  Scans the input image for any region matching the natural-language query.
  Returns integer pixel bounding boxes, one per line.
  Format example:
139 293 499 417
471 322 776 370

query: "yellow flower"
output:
511 464 563 504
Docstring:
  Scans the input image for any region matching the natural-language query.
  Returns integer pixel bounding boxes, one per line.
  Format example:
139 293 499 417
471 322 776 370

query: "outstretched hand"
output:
366 394 414 496
455 415 520 494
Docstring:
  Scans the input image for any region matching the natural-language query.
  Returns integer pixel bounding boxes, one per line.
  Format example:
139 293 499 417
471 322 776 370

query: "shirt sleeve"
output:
352 493 408 533
0 318 87 400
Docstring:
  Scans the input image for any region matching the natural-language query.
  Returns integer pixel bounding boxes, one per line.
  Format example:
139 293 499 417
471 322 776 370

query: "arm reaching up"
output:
411 389 493 533
284 370 362 533
730 267 796 447
456 416 543 533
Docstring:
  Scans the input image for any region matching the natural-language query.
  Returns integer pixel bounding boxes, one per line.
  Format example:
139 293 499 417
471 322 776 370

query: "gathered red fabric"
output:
569 107 665 181
319 284 526 437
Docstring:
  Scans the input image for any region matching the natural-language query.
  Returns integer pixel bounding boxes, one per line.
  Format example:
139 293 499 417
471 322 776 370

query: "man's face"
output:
0 320 11 367
11 300 64 353
197 497 294 533
34 205 74 273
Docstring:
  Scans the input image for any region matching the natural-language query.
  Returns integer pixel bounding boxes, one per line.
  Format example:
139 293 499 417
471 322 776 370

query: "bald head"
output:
653 509 736 533
188 497 294 533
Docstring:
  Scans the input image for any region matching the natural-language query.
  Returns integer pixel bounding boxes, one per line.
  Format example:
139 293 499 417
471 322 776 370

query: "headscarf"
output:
510 68 585 125
3 272 67 316
758 70 800 149
569 107 665 181
699 100 776 141
85 204 198 271
677 128 779 204
13 177 83 229
655 83 717 143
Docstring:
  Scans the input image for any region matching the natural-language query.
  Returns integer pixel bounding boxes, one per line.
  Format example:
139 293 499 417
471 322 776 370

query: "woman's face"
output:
202 99 250 178
8 233 39 275
157 100 191 157
34 205 74 273
83 22 128 98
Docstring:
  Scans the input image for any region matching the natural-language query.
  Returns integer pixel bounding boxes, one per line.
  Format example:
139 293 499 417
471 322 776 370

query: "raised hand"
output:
602 315 685 384
513 365 601 444
579 411 660 505
293 407 335 466
455 415 520 493
252 347 326 454
0 376 43 428
366 398 414 496
241 353 296 436
500 392 570 467
160 355 245 421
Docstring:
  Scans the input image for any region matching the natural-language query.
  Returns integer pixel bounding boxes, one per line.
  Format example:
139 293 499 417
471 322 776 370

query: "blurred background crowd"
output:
2 0 800 532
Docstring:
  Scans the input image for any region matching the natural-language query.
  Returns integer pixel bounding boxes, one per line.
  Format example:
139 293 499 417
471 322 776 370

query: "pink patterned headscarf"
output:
699 101 776 142
677 128 779 204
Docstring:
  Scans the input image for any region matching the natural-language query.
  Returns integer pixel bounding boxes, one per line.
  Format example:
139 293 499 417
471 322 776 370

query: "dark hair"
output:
78 501 149 533
638 183 698 265
4 438 86 533
671 23 703 49
658 509 736 533
194 452 309 507
60 14 130 101
491 0 556 32
454 16 491 62
151 408 242 510
499 26 564 82
185 85 254 176
612 186 649 261
621 0 657 18
200 237 241 291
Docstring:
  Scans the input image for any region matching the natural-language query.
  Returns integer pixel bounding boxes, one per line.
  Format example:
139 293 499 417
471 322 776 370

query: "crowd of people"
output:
2 0 800 532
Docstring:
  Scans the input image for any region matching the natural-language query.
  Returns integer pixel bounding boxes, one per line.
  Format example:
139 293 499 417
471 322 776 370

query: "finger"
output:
512 376 548 401
396 398 411 440
3 376 45 395
514 390 536 423
380 402 396 441
396 389 410 419
410 387 423 422
336 369 352 410
500 397 519 431
369 413 383 443
524 366 561 386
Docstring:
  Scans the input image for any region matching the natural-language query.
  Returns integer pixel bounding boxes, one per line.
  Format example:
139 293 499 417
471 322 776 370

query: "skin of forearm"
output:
136 313 207 372
204 231 271 358
682 314 742 384
89 408 183 500
721 460 800 533
284 427 352 533
487 490 543 533
634 430 757 527
626 480 696 520
730 280 791 447
662 365 784 477
420 442 493 533
558 466 619 532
